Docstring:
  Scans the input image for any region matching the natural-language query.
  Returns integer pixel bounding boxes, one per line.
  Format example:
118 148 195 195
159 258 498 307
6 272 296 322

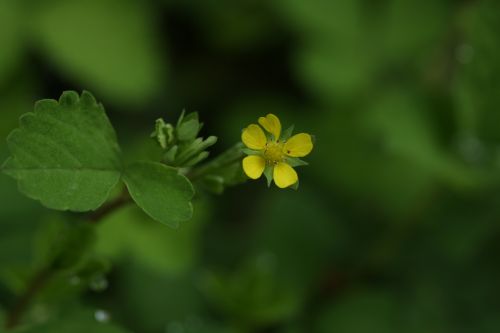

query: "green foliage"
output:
0 0 23 85
17 309 131 333
95 201 209 275
2 0 500 332
200 254 302 329
453 0 500 143
2 91 204 230
2 91 122 212
31 0 164 105
193 144 246 194
316 291 400 333
36 218 96 271
152 111 218 167
123 162 195 228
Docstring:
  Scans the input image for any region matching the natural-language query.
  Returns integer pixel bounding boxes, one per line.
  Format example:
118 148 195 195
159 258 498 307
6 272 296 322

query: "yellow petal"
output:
258 114 281 140
273 162 298 188
284 133 313 157
242 155 266 179
242 124 267 150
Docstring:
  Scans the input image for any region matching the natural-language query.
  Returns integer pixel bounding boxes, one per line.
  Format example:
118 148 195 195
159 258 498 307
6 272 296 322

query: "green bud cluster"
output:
151 111 218 168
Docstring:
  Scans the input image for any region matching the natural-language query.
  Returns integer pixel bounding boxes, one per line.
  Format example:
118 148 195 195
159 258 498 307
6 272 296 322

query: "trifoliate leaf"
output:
123 161 194 228
2 91 122 212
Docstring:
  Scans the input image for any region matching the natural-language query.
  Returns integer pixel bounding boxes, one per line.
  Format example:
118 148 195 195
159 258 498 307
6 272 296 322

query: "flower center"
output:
264 141 285 164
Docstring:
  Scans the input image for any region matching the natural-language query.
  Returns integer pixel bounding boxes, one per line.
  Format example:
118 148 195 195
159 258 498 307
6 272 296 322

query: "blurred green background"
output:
2 0 500 332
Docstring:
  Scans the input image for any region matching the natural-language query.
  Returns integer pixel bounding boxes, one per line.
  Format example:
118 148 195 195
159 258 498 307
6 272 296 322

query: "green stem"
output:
4 145 241 329
4 268 52 330
87 191 131 223
188 143 244 181
4 193 131 330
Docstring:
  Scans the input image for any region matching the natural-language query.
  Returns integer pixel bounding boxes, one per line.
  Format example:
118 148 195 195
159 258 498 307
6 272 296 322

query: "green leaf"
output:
123 161 194 228
32 0 164 105
2 91 122 212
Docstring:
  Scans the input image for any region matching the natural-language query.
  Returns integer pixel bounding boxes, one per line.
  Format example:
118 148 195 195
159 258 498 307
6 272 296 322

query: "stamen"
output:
264 141 285 163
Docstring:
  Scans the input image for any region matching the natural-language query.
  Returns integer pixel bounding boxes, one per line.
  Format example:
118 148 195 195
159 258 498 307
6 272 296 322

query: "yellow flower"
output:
241 114 313 188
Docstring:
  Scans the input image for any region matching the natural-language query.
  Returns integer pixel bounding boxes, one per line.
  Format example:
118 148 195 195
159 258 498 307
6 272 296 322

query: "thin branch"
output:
87 192 131 223
4 192 131 330
5 268 52 329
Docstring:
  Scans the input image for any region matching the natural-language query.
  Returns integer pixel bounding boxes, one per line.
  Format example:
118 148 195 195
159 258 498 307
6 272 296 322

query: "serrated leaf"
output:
1 91 122 212
123 161 194 228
